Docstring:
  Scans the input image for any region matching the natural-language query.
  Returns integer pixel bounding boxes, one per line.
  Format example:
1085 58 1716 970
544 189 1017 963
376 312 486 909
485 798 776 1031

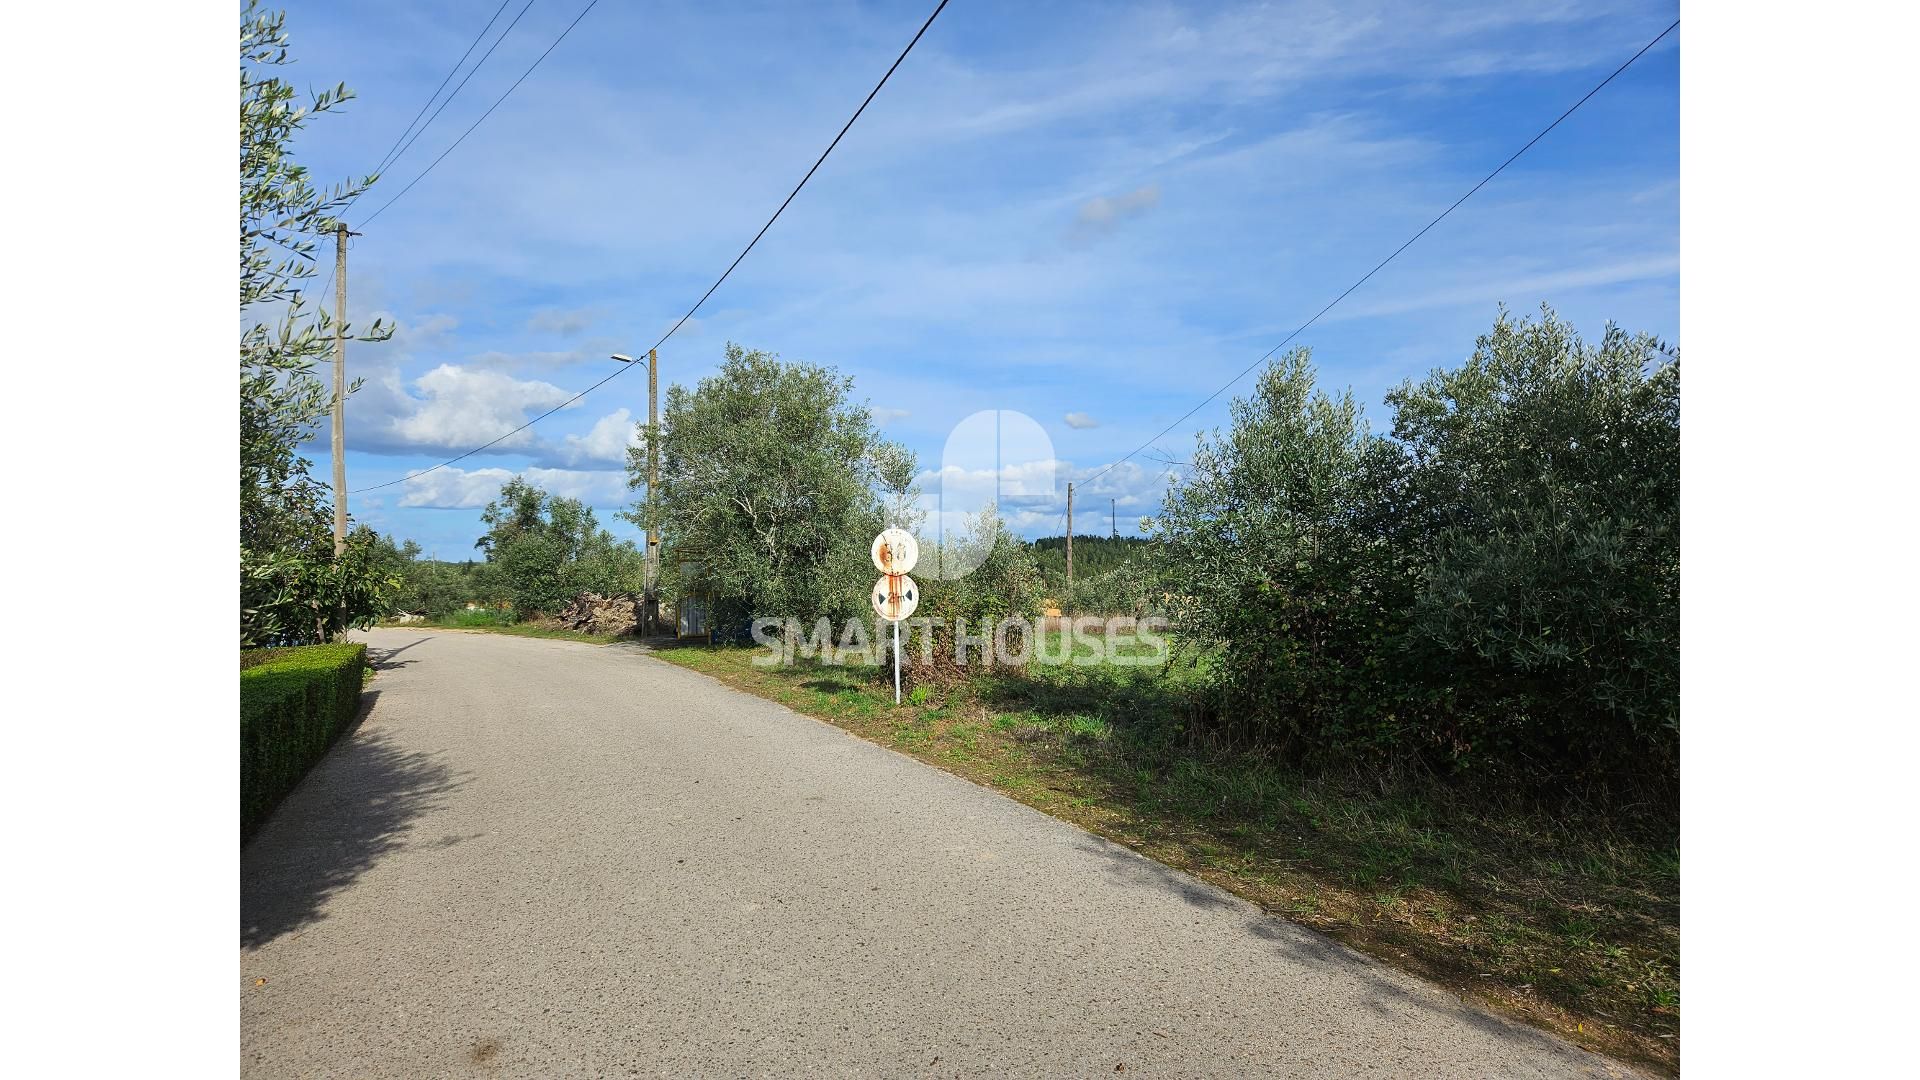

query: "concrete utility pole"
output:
1111 498 1116 539
332 223 349 556
647 347 660 636
1065 482 1074 614
613 350 664 635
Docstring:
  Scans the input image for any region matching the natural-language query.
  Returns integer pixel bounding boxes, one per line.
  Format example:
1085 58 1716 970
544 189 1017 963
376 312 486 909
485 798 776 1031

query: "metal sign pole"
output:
871 526 920 708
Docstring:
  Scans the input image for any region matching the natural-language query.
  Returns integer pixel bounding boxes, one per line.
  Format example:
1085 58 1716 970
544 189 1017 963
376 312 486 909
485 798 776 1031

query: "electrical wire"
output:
361 0 594 228
1080 18 1679 487
352 0 951 493
371 0 519 180
306 0 532 321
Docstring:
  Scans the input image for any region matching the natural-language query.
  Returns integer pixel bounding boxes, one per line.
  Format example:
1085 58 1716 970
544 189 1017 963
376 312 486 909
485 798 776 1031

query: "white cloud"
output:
399 466 632 509
1063 412 1099 429
385 364 580 453
561 408 641 466
872 407 910 425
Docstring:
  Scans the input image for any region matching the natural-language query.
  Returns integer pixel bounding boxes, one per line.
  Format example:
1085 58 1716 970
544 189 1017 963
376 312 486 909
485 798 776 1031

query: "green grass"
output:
652 635 1680 1075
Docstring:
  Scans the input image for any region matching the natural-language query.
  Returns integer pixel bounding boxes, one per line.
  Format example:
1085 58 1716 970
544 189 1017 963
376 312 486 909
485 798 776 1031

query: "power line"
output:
371 0 519 180
307 0 530 322
353 0 952 494
1082 18 1679 488
362 0 594 228
377 0 537 181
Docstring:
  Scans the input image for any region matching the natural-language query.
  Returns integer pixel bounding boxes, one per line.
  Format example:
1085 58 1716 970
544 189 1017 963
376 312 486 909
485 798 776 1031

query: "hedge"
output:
240 642 367 840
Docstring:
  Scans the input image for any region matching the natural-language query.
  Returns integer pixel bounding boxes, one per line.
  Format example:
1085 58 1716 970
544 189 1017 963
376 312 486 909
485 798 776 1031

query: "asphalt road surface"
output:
241 628 1639 1078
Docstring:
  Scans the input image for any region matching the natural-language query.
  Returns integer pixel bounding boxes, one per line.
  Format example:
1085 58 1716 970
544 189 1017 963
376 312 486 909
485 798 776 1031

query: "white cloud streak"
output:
399 466 632 510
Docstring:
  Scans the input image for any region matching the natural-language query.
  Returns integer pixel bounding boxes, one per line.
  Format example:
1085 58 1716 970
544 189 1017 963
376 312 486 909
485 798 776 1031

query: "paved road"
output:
242 628 1636 1078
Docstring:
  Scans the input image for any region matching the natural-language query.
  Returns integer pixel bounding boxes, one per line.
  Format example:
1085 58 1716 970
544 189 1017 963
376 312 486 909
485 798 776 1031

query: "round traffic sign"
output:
871 527 919 575
871 574 919 622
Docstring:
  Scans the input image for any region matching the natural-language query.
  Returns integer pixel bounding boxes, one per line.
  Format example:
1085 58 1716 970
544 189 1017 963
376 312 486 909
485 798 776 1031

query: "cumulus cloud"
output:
399 466 632 509
383 364 579 452
1064 184 1161 247
561 408 642 466
1063 411 1099 429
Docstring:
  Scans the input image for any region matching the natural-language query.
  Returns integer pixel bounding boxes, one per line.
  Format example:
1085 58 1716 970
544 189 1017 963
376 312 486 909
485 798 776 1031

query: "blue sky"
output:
273 0 1679 557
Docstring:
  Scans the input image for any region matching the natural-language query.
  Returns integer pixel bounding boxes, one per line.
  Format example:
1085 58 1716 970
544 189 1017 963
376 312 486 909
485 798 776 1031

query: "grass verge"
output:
652 636 1679 1075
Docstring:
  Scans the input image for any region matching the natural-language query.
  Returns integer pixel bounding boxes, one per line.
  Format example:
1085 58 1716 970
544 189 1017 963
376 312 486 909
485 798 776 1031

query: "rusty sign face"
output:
871 573 919 622
871 527 919 575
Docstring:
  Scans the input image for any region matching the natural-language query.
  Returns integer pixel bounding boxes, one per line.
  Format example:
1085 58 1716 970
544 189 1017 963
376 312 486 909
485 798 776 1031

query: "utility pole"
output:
331 223 349 556
1111 497 1116 539
646 347 660 636
1065 482 1074 613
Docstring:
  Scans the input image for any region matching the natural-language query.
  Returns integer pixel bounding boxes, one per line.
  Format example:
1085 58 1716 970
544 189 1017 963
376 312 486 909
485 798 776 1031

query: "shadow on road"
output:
368 637 428 671
241 693 464 949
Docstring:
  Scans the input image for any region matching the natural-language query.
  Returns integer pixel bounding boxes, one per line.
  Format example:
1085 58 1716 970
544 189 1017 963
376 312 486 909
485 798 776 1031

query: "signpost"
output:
871 527 919 704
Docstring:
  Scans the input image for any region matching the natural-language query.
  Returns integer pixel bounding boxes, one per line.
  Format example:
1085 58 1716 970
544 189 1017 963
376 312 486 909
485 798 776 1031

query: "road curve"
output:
241 628 1638 1078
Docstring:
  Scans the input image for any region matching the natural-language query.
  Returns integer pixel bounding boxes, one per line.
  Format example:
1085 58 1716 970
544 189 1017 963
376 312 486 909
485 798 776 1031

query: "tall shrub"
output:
1146 349 1419 755
1147 308 1679 800
1388 306 1679 785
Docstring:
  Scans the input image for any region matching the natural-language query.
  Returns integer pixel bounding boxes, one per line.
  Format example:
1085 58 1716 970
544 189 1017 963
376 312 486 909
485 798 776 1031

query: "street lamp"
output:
612 351 660 636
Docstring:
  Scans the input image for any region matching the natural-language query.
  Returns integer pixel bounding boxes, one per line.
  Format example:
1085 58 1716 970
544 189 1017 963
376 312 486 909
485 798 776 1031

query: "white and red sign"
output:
870 527 920 622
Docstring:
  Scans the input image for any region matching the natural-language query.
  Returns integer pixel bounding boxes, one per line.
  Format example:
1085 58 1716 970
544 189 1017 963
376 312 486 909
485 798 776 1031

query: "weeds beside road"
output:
655 634 1679 1076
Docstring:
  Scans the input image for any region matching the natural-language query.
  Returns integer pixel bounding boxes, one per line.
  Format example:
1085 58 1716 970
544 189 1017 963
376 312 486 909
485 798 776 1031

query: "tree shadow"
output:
367 638 428 671
241 694 464 949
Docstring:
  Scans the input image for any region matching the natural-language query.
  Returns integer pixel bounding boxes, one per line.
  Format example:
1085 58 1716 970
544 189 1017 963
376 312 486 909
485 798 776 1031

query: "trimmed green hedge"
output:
241 642 367 839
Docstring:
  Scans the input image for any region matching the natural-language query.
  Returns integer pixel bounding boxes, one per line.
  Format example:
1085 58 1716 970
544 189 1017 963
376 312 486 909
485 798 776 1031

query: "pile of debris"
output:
555 592 642 636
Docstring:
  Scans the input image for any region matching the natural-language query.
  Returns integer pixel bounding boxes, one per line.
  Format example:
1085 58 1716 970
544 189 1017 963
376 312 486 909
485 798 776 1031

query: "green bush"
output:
240 642 367 839
1147 307 1678 807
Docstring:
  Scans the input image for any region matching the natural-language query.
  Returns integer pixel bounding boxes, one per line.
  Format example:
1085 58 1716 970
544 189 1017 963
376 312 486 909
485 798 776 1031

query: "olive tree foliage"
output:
239 3 393 645
1147 307 1679 797
1388 307 1679 780
1146 349 1414 755
631 344 917 633
922 503 1046 627
476 477 645 617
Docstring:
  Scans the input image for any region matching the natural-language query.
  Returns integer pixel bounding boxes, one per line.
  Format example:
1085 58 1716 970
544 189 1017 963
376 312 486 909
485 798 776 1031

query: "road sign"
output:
871 528 921 706
872 527 919 575
871 573 919 622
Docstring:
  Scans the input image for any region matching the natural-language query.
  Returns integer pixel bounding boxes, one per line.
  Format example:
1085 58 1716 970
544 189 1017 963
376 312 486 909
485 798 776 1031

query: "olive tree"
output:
631 344 916 633
1388 306 1678 783
239 2 393 645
